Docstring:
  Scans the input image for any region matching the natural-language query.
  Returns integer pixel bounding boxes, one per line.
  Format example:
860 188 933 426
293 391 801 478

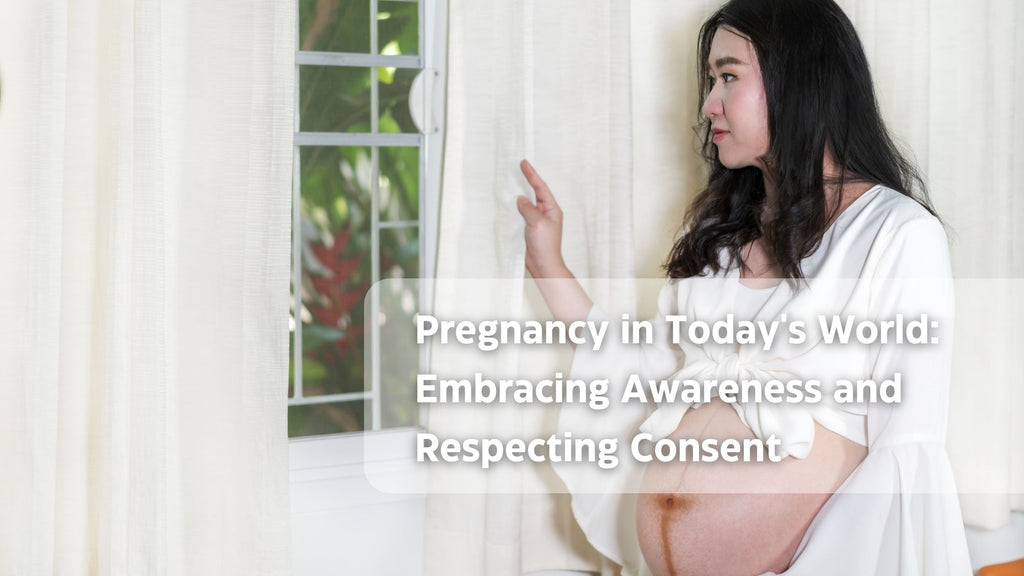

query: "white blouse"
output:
553 185 973 575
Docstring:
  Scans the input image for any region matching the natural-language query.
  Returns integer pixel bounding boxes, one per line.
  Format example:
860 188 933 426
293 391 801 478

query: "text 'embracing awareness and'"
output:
415 372 904 469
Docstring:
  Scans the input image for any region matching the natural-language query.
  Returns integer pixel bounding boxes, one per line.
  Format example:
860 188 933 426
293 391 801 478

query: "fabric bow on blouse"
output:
636 348 817 460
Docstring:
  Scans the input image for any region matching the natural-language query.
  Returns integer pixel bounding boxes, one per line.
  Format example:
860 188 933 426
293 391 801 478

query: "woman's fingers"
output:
516 195 544 224
520 159 561 214
517 159 566 278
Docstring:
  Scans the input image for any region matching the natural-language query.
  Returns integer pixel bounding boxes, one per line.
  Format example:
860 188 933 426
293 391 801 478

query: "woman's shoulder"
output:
807 185 949 279
846 185 939 230
834 185 947 250
849 185 951 279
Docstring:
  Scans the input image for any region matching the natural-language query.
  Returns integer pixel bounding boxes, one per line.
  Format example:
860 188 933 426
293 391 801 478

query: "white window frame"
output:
288 0 446 439
288 0 446 513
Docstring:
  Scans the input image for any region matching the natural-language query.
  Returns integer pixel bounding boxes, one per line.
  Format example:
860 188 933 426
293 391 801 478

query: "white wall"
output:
290 431 425 576
966 513 1024 572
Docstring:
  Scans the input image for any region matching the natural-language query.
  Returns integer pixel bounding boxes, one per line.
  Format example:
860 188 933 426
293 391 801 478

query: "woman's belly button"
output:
635 399 866 576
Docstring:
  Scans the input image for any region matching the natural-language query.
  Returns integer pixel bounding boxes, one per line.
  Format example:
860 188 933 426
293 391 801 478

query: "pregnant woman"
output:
516 0 971 574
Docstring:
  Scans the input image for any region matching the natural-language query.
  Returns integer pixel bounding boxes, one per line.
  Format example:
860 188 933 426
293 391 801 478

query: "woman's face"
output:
701 27 770 170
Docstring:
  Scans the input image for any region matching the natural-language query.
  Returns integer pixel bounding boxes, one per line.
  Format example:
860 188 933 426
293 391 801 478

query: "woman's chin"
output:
716 153 747 170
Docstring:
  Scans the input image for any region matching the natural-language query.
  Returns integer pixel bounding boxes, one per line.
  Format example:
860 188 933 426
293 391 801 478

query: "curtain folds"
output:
426 1 633 574
0 1 295 574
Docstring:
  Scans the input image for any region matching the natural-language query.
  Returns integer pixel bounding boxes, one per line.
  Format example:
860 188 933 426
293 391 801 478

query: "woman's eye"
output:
707 73 735 87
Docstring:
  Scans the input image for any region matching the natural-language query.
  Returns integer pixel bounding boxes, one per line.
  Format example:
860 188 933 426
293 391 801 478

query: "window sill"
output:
289 427 426 513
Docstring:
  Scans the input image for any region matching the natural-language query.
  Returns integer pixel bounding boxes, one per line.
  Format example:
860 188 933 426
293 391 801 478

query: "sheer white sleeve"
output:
773 216 972 576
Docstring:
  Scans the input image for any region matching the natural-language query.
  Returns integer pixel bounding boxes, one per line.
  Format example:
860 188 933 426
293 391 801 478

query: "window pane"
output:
299 0 371 54
288 401 366 437
377 67 419 134
376 278 420 429
299 146 372 397
299 66 371 133
379 146 419 220
377 1 418 56
381 227 418 280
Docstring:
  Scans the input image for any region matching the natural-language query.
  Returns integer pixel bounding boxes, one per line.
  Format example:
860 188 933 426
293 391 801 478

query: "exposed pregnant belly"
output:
636 398 866 576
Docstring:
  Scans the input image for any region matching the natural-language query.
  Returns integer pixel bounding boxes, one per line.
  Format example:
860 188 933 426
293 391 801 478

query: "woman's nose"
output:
701 87 723 120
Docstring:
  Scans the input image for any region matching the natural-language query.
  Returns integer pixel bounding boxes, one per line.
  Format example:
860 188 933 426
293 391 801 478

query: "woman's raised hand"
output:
517 159 568 278
516 159 593 324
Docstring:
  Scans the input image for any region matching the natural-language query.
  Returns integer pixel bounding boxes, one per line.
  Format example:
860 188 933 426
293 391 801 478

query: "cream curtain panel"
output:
0 1 295 574
426 1 632 575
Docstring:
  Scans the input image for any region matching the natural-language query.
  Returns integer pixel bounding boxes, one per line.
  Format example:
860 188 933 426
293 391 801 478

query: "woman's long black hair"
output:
665 0 934 280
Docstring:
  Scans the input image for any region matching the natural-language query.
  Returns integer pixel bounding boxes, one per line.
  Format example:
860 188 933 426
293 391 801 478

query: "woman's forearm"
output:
529 264 594 325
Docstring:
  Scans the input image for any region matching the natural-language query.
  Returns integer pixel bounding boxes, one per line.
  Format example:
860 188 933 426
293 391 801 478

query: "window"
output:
288 6 444 571
288 0 444 438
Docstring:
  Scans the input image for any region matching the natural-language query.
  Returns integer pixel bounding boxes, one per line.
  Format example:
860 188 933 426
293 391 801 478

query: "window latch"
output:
409 68 442 135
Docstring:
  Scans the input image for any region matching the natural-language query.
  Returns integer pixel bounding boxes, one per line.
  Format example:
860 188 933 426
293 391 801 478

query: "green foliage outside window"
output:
290 0 421 436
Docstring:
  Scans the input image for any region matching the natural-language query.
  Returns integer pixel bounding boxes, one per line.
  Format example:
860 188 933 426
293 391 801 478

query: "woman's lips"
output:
712 129 729 143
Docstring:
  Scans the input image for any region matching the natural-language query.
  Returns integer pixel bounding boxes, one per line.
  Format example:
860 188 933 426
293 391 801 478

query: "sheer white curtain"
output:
426 1 632 574
0 1 295 574
631 0 1024 531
